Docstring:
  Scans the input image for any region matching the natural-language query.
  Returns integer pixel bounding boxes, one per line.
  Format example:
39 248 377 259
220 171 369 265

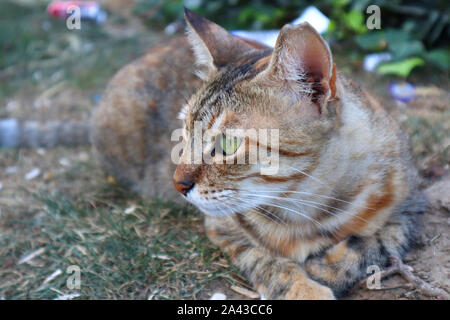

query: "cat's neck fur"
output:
272 75 409 239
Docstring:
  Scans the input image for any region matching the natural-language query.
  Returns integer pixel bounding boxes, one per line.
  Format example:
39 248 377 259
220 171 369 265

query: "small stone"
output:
78 152 89 162
124 206 136 214
36 148 46 155
59 157 71 167
209 292 227 300
25 168 41 180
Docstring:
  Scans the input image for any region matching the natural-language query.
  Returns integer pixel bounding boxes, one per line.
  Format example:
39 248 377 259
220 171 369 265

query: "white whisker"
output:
253 204 286 226
238 194 324 228
240 193 369 224
224 195 285 226
288 166 332 190
240 189 374 210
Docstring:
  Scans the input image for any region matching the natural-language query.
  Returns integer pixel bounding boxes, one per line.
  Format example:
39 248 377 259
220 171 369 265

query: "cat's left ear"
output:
184 8 264 80
253 22 337 105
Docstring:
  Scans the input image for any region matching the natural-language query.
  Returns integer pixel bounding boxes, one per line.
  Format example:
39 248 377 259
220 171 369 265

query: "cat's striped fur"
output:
92 9 425 299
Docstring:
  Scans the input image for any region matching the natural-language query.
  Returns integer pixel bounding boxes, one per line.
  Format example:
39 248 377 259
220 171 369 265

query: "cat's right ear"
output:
184 8 260 80
252 23 337 108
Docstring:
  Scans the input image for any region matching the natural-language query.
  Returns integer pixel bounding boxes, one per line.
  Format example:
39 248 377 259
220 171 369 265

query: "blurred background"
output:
0 0 449 300
1 0 449 106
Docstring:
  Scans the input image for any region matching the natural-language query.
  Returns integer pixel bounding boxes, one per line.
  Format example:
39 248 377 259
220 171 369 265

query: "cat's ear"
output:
184 8 263 80
253 22 337 105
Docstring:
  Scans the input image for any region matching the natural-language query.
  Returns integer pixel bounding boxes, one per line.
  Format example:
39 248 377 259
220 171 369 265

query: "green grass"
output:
0 0 158 108
0 180 240 299
0 146 242 299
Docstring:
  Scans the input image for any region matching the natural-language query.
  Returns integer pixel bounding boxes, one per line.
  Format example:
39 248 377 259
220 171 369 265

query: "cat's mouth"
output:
185 186 255 217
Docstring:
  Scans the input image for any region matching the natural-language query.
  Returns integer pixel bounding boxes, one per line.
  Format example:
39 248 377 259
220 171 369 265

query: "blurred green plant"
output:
134 0 449 78
0 0 153 106
342 0 450 77
134 0 307 30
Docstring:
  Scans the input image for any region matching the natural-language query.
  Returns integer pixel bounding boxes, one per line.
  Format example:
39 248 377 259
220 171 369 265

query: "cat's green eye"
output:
220 135 241 156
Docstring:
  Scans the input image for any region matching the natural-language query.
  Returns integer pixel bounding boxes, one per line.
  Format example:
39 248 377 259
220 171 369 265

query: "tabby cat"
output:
91 9 425 299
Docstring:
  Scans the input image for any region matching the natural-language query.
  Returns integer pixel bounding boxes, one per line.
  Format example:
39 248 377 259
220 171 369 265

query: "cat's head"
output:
173 9 339 217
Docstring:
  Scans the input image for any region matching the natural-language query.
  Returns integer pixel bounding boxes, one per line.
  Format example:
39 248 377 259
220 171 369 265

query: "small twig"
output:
428 234 441 245
357 256 450 300
369 284 414 291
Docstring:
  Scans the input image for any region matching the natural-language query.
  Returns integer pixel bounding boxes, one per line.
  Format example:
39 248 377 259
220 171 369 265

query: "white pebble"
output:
124 205 136 214
25 168 41 180
59 157 71 167
78 152 89 162
209 292 227 300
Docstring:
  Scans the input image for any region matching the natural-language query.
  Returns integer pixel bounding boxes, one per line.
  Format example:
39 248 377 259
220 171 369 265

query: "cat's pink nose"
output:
173 163 198 196
173 179 195 196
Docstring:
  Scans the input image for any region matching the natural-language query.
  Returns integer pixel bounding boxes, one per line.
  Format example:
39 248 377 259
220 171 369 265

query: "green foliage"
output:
0 0 151 105
326 0 367 38
427 49 450 70
134 0 309 30
377 57 425 77
134 0 448 77
327 0 449 77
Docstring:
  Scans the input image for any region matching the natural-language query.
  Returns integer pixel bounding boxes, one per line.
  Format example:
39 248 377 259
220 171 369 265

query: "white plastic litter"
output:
291 6 330 34
231 6 330 47
363 52 392 72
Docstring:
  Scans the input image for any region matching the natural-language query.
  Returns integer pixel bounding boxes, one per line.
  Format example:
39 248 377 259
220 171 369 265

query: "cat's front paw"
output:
284 277 335 300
